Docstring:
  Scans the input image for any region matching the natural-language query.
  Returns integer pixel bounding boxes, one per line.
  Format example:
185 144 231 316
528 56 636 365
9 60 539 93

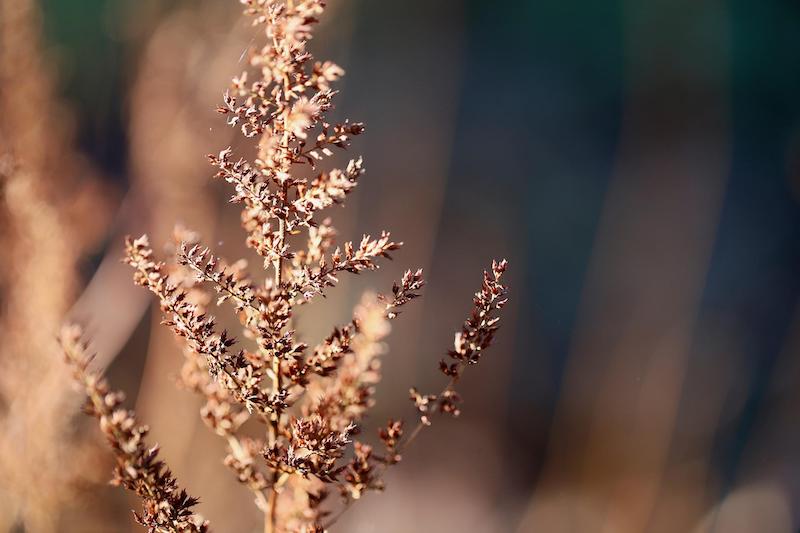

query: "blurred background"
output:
2 0 800 531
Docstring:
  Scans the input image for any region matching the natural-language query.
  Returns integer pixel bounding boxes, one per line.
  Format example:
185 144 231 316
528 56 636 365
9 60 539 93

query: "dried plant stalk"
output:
60 325 209 533
64 1 510 531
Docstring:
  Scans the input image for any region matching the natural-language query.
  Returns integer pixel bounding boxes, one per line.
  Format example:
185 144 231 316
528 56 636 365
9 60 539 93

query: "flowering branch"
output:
59 324 209 533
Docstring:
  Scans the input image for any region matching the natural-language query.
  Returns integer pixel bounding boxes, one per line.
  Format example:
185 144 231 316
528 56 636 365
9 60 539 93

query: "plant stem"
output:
266 184 286 533
267 485 278 533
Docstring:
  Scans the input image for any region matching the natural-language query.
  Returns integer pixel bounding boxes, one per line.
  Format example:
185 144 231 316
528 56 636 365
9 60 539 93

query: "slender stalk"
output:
265 53 291 526
266 194 286 533
266 486 278 533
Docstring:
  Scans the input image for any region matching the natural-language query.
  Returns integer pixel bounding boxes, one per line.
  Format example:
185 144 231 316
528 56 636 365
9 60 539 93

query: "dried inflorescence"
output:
59 325 209 533
65 1 509 532
422 259 510 422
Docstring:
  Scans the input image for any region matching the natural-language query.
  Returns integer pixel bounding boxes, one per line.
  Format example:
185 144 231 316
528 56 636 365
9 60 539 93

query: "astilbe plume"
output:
64 1 509 531
59 325 208 533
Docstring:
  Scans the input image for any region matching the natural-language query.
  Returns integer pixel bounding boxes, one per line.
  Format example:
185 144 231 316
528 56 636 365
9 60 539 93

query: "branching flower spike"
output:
59 325 209 533
63 1 510 532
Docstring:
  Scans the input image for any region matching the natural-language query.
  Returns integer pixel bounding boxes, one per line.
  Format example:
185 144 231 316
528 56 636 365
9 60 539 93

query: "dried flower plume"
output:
64 1 510 532
59 325 208 533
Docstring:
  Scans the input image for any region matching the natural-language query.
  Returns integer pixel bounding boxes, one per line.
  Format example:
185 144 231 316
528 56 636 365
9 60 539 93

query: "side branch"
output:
325 260 508 528
125 235 283 415
59 324 209 533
